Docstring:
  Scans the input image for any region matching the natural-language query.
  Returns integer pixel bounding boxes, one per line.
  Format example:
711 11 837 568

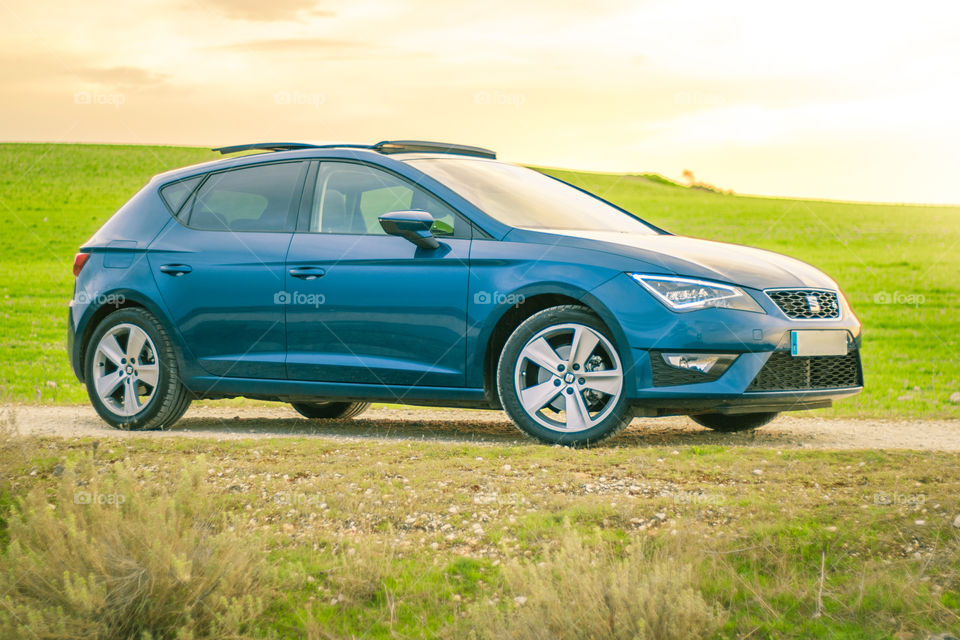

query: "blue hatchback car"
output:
68 140 863 445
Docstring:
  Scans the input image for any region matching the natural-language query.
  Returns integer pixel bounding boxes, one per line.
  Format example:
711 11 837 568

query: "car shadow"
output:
160 412 807 449
163 415 526 443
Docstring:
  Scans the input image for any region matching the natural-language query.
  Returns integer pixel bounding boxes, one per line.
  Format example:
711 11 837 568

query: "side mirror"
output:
378 210 440 250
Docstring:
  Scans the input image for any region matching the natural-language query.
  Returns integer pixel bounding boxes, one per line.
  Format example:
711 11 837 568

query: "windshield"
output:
405 157 659 234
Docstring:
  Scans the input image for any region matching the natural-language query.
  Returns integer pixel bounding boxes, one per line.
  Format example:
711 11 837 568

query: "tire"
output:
496 305 634 446
291 401 371 420
84 307 191 430
690 412 779 432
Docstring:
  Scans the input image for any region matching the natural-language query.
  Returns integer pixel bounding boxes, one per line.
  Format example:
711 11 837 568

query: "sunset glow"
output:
1 0 958 203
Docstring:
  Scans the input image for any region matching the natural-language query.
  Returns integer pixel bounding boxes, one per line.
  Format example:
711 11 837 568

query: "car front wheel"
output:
497 305 634 446
84 307 191 430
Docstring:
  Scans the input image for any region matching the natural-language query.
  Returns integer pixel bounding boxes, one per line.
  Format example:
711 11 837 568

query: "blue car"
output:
68 140 863 445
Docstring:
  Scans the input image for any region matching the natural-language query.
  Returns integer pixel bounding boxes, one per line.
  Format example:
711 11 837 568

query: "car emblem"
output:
806 294 821 314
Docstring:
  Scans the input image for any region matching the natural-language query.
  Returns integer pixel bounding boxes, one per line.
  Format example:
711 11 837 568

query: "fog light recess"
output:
649 351 738 387
661 353 736 375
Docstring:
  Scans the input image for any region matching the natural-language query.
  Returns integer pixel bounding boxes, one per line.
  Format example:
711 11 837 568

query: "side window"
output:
186 162 306 232
310 162 467 238
159 175 202 217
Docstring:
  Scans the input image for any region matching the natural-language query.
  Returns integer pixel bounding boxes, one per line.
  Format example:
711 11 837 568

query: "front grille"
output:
766 289 840 319
650 351 725 387
747 350 862 391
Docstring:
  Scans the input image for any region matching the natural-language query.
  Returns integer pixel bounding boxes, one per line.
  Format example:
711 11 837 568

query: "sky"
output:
1 0 959 204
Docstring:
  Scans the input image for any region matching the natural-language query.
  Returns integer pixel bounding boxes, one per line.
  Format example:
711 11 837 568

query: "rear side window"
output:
159 175 202 216
186 162 307 232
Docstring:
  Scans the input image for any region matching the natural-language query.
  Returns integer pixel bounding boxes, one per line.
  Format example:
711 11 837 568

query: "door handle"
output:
288 266 327 280
159 264 192 276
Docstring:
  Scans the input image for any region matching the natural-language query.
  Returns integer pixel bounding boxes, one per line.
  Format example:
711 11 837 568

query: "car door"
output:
284 160 471 388
148 160 308 379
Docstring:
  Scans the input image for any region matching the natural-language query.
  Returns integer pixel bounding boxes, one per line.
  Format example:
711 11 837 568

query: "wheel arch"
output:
478 286 636 408
74 288 191 383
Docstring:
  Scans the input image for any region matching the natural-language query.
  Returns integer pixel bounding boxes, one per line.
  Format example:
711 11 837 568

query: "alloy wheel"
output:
513 323 624 432
92 323 160 416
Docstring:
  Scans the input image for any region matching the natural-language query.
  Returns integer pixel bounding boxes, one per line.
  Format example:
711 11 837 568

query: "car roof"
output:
151 140 497 184
149 140 515 240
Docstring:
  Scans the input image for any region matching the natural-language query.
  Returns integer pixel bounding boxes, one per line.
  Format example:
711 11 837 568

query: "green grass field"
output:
2 427 960 639
1 143 958 416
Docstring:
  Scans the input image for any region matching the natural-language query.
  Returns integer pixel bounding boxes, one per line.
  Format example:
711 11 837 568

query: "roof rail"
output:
212 140 496 159
371 140 496 159
211 142 353 155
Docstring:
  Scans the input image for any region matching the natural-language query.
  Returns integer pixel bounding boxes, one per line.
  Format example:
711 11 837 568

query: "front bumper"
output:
590 273 864 415
630 347 863 415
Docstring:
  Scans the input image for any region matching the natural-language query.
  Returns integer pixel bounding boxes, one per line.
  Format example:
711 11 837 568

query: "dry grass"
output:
329 536 396 604
461 527 722 640
1 434 959 638
0 454 268 639
0 407 28 463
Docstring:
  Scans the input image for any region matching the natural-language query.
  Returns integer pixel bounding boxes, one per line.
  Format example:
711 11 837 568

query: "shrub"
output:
0 456 267 639
0 408 26 551
329 537 395 604
462 528 722 640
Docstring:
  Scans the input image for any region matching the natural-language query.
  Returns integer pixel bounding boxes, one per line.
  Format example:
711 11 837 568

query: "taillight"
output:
73 252 90 277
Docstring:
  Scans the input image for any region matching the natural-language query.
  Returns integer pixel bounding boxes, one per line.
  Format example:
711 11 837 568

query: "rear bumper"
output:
67 302 83 382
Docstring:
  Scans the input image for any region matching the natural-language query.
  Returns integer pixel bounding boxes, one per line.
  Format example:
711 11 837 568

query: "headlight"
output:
629 274 765 313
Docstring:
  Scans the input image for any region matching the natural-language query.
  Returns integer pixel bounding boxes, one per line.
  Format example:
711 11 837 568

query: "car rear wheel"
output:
690 412 779 432
291 401 371 420
497 305 633 446
84 307 191 430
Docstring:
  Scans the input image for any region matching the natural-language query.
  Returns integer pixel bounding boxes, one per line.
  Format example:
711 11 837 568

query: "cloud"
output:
205 37 428 63
210 38 363 53
191 0 336 22
73 66 169 88
0 55 167 93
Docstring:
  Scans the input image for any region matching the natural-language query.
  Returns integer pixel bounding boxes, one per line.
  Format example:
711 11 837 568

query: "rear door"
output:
283 160 472 388
148 160 308 379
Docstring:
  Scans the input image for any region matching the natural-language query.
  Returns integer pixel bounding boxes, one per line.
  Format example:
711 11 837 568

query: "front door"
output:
284 160 471 389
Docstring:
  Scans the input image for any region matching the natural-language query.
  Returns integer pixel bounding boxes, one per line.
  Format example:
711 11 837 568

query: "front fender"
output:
465 237 638 390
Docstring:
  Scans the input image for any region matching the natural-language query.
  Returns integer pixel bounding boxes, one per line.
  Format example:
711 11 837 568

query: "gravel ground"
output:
3 403 959 450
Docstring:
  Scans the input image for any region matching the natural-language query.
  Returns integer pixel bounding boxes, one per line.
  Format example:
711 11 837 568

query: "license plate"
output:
791 330 848 357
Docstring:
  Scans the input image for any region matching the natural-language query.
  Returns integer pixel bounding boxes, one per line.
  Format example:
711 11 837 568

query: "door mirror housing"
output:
378 210 440 249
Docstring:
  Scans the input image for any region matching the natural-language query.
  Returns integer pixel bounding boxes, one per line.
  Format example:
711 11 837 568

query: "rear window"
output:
185 161 307 232
159 175 202 216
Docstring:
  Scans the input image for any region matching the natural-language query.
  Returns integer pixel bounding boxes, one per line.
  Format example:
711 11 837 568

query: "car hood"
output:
507 229 838 290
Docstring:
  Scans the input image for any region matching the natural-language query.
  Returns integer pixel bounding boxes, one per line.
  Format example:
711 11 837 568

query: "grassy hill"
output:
1 143 957 417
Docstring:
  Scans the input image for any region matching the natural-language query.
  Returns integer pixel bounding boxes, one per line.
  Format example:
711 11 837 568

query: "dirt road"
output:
3 404 958 450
